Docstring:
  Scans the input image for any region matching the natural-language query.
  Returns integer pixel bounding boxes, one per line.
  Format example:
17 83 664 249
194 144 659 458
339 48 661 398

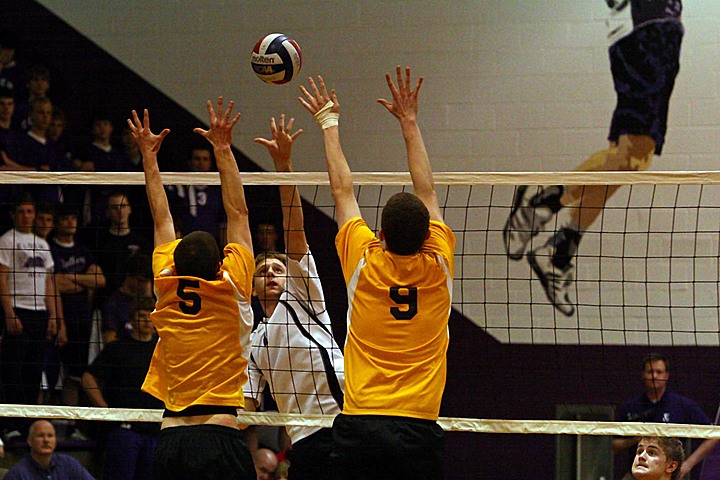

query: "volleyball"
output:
251 33 302 85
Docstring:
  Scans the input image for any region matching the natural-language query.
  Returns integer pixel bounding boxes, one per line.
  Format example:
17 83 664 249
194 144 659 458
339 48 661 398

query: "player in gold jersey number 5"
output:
128 98 256 480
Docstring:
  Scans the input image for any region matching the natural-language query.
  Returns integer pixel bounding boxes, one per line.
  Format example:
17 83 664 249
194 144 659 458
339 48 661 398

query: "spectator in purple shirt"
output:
614 354 717 479
166 144 226 247
4 419 95 480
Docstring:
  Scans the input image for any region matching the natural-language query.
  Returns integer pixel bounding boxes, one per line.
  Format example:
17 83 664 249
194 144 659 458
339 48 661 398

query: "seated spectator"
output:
47 107 82 206
79 110 131 173
121 124 142 170
83 296 162 480
15 97 64 204
253 448 278 480
0 86 19 155
0 86 22 170
0 86 20 230
47 106 77 170
78 111 134 227
100 252 152 344
3 420 94 480
12 64 51 131
0 30 23 97
16 97 58 168
166 144 227 247
253 222 280 253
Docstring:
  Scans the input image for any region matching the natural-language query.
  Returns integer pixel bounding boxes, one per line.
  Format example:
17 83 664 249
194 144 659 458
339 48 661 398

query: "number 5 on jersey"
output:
177 278 202 315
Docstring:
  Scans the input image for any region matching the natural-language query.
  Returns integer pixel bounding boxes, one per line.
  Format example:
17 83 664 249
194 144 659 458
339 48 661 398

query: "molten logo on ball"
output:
251 33 302 85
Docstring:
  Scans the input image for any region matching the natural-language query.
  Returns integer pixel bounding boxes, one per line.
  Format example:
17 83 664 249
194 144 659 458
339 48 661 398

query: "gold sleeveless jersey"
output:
336 219 455 421
142 240 254 411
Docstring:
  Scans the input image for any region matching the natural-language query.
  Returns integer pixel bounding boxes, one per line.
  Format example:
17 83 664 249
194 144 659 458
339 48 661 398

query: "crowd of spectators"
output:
0 28 289 478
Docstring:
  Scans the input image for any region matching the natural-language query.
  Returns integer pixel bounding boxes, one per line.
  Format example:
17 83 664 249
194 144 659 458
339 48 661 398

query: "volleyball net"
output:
0 169 719 442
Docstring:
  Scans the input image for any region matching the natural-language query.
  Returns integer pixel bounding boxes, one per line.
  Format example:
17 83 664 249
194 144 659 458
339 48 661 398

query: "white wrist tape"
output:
314 101 339 129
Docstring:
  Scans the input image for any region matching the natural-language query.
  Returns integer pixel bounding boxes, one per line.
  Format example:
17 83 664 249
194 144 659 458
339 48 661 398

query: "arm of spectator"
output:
194 97 253 252
102 329 117 345
680 438 719 478
45 273 59 340
378 66 443 223
81 371 109 408
0 264 21 335
54 292 68 348
253 114 306 259
57 315 68 348
299 76 361 227
128 109 175 247
611 436 639 453
54 273 77 293
57 264 106 293
79 160 95 172
0 150 35 171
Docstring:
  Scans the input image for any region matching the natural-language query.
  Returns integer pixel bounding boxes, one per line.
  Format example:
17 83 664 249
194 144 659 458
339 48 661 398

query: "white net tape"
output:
3 170 720 438
0 405 718 438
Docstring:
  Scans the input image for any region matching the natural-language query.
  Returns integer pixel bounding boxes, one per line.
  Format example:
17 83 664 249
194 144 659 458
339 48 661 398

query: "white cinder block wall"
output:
37 1 720 175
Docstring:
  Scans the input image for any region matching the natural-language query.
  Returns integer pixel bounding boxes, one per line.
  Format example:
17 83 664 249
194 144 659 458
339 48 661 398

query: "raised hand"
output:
298 76 339 118
193 96 241 149
377 66 424 123
127 109 171 156
253 114 303 169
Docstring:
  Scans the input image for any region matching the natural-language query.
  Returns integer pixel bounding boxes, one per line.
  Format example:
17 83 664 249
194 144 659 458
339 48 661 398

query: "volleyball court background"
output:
3 1 720 479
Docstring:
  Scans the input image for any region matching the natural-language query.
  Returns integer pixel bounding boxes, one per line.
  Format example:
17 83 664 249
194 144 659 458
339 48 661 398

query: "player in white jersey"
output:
244 115 344 480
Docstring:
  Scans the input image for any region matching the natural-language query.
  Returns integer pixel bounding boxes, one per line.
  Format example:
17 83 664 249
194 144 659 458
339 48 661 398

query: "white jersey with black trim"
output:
244 249 344 443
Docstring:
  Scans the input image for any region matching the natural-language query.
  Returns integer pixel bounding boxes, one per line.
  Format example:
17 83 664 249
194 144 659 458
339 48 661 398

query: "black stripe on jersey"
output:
277 298 344 409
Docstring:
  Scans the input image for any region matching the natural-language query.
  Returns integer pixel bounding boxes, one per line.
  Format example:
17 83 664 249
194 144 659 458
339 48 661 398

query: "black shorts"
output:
608 19 683 155
331 414 444 480
287 428 334 480
152 425 254 480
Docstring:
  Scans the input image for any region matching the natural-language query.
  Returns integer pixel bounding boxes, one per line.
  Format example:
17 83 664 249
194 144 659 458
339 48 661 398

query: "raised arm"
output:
378 66 443 223
193 97 252 252
299 76 361 228
253 114 306 259
127 109 175 247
